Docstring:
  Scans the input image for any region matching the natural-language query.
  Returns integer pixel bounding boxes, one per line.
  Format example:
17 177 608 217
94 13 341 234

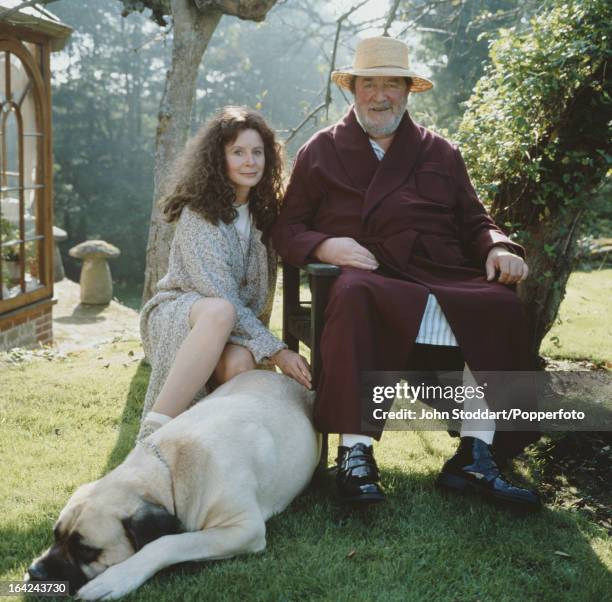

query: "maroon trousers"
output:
316 267 432 438
315 267 523 433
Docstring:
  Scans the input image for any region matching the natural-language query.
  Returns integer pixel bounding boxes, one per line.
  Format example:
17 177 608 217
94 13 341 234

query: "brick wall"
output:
0 303 53 351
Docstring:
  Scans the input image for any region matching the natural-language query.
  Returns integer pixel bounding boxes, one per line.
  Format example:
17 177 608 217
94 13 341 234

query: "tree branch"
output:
383 0 400 36
283 101 327 145
284 0 369 144
131 23 173 52
193 0 278 22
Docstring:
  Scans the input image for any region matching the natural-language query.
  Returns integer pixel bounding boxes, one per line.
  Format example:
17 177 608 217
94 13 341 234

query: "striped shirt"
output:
369 138 458 347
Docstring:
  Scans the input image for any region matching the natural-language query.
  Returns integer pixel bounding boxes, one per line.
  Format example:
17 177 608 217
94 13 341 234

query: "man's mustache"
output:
368 103 393 111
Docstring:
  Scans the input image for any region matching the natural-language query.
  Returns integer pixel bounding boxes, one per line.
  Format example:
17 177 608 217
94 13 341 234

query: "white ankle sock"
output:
340 434 373 448
137 412 172 442
459 429 494 446
145 411 172 426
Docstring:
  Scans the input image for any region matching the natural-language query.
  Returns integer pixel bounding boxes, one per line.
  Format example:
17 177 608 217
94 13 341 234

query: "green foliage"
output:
0 218 16 255
51 0 168 287
458 0 611 233
410 0 541 132
456 0 611 354
580 177 612 238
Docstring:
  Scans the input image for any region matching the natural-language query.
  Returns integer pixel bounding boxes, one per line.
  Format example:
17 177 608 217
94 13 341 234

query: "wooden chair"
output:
281 259 541 470
281 262 467 473
281 261 340 469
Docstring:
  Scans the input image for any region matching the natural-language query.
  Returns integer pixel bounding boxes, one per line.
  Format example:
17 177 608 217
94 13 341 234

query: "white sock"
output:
145 411 172 426
340 434 373 448
459 364 495 446
137 411 173 442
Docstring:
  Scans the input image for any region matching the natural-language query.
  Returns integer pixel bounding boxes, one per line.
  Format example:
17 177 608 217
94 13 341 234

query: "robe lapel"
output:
362 111 423 221
332 108 379 192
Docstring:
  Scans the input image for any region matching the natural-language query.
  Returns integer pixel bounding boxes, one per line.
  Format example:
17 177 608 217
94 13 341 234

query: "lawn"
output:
0 269 610 601
540 268 612 365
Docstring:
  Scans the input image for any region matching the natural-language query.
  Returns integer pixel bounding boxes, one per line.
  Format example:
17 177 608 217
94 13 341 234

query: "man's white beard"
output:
354 103 407 138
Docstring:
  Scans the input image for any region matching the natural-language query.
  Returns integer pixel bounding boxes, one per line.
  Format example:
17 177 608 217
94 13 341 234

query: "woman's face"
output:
224 128 265 202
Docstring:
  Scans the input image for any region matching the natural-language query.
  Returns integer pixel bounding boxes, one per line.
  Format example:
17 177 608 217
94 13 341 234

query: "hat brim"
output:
331 68 433 93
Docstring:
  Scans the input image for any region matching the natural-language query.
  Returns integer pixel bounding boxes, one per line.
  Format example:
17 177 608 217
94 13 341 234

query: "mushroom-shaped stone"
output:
69 240 120 305
52 226 67 282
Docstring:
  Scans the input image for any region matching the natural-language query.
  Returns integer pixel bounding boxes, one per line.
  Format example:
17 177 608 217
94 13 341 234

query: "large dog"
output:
26 370 320 600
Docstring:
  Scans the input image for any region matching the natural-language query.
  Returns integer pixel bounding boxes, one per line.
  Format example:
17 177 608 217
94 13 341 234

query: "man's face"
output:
353 76 409 138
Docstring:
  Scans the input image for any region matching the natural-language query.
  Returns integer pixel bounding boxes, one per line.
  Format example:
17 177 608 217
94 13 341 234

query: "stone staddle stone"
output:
69 240 120 305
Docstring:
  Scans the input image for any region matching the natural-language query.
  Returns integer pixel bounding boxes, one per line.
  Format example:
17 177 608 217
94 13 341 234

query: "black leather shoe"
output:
435 437 541 512
336 443 386 505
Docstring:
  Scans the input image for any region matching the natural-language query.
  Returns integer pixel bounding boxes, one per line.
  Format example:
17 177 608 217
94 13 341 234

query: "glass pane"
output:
0 52 5 104
25 238 42 291
1 172 19 193
0 47 47 303
9 53 29 104
1 241 22 299
21 62 40 133
23 134 41 218
1 109 21 233
3 108 19 176
0 196 20 260
0 205 19 239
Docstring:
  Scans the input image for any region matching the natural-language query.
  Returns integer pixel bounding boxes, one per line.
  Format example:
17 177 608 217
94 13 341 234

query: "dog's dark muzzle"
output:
27 547 89 595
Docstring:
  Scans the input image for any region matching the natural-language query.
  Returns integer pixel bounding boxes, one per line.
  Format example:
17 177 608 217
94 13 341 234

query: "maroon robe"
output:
272 108 533 445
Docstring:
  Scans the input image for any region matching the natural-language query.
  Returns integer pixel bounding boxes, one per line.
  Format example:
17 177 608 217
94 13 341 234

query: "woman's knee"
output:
215 345 255 383
190 298 236 330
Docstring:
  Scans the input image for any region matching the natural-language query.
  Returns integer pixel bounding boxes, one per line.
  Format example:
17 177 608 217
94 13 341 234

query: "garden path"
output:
52 278 140 351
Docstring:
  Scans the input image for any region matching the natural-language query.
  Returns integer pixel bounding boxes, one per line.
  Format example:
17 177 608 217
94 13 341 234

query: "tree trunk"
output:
516 209 585 365
142 0 221 303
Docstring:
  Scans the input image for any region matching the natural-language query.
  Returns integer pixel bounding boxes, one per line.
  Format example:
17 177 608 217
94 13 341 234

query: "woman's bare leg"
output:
149 297 236 418
214 343 256 384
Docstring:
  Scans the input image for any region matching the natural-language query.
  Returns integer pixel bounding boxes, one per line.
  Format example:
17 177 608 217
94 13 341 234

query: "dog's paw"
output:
76 562 147 601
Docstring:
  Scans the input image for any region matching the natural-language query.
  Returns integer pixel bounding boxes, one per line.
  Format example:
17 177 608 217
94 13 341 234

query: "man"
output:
272 37 540 510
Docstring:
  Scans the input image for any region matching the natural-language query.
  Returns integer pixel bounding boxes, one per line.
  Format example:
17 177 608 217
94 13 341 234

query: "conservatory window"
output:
0 45 47 304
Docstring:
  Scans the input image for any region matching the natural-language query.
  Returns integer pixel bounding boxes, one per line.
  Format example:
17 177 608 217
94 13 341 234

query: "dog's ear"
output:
122 502 183 552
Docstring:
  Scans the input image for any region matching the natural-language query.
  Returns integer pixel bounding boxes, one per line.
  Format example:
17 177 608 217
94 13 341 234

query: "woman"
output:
138 106 311 440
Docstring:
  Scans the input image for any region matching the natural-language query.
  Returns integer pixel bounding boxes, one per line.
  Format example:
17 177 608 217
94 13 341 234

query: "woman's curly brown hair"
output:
161 106 284 240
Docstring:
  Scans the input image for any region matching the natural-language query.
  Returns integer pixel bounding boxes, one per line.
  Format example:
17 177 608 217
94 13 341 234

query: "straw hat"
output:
331 36 433 93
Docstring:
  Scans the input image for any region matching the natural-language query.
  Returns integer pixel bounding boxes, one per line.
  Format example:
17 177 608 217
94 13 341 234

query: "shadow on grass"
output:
102 359 151 473
527 431 612 526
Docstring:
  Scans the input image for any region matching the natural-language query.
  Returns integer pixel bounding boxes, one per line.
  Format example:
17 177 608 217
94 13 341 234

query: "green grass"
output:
1 341 611 601
541 268 612 364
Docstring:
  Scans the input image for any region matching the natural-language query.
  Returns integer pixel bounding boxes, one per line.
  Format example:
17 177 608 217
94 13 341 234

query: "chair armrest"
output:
303 262 341 276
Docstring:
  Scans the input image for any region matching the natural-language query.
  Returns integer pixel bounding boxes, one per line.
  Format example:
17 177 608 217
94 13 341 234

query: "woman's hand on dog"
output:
271 349 312 389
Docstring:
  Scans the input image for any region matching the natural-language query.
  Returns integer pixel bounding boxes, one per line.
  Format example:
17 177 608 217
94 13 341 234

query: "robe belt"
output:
357 229 420 273
357 230 465 272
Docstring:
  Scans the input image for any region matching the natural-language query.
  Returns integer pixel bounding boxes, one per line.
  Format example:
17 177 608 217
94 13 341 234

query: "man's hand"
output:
271 349 312 389
314 237 379 270
485 246 529 285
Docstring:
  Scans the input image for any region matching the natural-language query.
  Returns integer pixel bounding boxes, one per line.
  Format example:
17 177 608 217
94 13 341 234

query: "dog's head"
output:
26 478 182 594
